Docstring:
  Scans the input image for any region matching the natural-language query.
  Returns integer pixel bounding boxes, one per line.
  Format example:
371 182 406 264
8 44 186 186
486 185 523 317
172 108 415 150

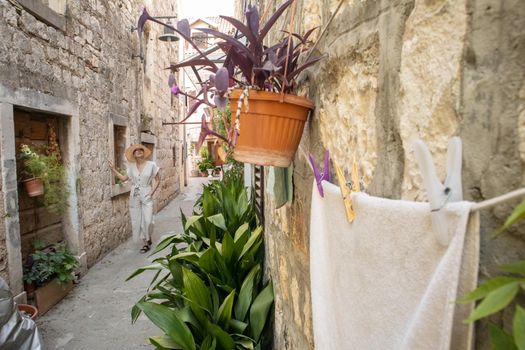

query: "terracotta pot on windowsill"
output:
21 178 44 197
230 89 314 168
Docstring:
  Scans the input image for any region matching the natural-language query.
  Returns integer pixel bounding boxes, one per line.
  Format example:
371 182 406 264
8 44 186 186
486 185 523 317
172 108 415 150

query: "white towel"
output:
310 181 479 350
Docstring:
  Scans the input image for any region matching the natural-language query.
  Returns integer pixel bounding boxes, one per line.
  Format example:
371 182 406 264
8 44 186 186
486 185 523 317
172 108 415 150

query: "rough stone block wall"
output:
0 0 181 269
259 0 525 349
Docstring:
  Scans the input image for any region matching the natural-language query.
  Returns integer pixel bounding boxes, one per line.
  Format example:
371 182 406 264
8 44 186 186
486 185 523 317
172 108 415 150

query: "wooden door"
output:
14 109 64 259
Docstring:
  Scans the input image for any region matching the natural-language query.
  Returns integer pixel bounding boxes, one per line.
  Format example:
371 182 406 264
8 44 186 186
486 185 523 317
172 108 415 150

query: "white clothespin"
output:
413 137 463 246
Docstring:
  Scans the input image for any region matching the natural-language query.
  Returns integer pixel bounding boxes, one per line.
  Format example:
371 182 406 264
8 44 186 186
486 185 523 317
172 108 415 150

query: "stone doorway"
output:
0 86 84 301
14 108 66 261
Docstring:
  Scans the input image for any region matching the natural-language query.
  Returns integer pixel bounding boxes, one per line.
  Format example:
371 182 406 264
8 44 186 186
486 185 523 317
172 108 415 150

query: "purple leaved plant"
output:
137 0 322 148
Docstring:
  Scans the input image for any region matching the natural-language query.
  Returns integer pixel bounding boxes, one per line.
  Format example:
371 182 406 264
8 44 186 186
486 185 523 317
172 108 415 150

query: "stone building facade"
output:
0 0 183 299
241 0 525 349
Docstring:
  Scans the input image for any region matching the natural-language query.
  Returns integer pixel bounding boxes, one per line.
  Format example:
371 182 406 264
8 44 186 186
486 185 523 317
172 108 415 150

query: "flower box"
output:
34 278 73 316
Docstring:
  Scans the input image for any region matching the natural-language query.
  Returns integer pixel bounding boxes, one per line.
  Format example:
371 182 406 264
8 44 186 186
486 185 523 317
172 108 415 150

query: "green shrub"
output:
23 240 79 287
128 170 273 350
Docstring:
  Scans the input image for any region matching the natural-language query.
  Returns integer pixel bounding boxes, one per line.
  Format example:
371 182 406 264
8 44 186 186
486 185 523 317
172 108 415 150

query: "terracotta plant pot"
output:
230 89 314 168
18 303 38 320
22 178 44 197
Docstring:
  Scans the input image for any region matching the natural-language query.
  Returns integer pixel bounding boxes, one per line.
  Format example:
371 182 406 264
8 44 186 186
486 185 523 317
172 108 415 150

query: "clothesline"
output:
302 149 525 213
470 187 525 212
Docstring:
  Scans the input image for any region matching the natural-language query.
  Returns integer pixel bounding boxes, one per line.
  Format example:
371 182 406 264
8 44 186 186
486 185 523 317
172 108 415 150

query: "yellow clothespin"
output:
334 160 360 222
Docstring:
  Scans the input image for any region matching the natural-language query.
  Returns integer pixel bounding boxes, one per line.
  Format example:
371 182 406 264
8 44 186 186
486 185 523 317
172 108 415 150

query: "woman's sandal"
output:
140 244 150 254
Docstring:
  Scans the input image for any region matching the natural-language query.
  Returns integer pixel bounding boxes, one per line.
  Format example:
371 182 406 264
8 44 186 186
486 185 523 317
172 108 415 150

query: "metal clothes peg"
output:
413 137 463 246
309 150 330 197
334 160 360 222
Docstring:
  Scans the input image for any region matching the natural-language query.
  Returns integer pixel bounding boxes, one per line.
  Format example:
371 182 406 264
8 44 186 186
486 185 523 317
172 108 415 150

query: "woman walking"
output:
109 144 160 253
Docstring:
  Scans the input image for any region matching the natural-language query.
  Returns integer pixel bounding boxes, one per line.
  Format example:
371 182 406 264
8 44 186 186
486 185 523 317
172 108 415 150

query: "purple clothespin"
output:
309 150 330 197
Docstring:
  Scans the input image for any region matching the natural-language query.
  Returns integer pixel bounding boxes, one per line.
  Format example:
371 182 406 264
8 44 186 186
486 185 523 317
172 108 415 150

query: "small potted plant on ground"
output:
18 144 69 214
23 240 78 315
197 157 214 177
137 0 322 167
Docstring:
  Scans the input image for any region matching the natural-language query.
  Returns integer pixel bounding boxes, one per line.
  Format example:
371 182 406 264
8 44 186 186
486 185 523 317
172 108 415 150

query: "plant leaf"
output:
214 67 230 94
250 282 274 342
185 215 203 231
465 282 520 323
207 322 235 349
494 198 525 237
201 336 217 350
489 324 518 350
514 306 525 350
286 55 324 82
235 265 260 321
137 302 196 350
238 227 263 261
259 0 294 41
458 276 518 304
218 289 236 328
234 223 250 242
196 27 256 63
169 59 216 70
131 301 142 324
245 5 259 39
229 319 248 333
126 263 163 281
150 235 184 256
500 261 525 276
149 335 183 349
207 214 228 231
183 268 212 314
177 19 191 39
220 15 257 44
221 233 235 265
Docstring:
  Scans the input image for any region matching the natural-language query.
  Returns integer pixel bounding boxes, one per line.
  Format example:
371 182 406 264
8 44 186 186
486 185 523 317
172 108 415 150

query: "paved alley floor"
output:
37 177 210 350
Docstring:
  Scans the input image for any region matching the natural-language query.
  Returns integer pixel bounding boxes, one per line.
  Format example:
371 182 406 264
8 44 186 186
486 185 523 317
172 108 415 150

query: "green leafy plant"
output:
459 199 525 350
128 170 272 349
198 157 215 173
18 144 69 214
23 240 79 287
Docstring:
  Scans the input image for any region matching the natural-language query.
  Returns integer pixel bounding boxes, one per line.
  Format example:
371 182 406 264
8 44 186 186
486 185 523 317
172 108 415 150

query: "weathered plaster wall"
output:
0 0 181 274
259 0 525 348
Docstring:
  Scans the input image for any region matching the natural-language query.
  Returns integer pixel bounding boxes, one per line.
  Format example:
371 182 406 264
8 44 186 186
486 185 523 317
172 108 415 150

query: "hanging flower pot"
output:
230 89 314 168
22 178 44 197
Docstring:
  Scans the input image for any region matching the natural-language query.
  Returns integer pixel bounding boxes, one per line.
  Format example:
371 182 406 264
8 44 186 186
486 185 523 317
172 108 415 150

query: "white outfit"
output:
127 161 160 241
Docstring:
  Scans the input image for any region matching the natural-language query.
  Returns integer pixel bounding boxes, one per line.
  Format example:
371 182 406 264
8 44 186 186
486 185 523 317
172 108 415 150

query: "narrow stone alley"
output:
36 177 209 350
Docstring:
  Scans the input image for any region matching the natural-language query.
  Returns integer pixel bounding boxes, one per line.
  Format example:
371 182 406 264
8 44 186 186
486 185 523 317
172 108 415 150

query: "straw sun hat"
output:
125 144 151 162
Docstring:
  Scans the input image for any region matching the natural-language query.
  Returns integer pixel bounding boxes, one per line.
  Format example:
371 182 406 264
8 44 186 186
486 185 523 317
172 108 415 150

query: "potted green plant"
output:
18 144 46 196
128 171 273 349
23 240 78 315
137 0 322 167
197 157 214 177
18 144 69 214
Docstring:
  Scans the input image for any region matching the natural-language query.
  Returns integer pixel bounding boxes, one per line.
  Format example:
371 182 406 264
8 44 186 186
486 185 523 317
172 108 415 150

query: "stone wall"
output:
258 0 525 349
0 0 181 285
0 148 7 283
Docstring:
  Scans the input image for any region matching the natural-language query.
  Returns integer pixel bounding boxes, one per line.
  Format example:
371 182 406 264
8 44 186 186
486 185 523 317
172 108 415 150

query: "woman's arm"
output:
108 160 129 182
149 172 161 197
